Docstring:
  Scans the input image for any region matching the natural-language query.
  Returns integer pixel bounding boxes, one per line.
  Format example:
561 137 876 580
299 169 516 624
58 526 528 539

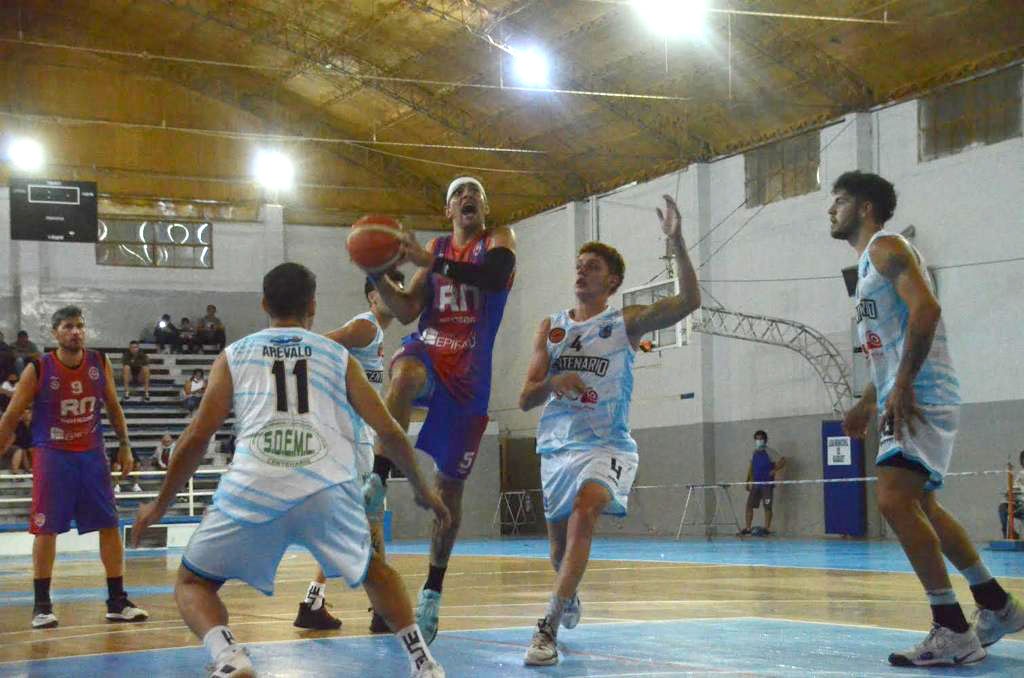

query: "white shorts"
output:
876 404 958 491
182 481 371 595
540 447 638 523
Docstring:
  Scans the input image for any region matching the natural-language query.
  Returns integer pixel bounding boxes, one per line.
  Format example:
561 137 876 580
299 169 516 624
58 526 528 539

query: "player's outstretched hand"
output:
549 372 587 400
131 502 165 548
415 489 452 530
656 194 682 240
398 229 434 268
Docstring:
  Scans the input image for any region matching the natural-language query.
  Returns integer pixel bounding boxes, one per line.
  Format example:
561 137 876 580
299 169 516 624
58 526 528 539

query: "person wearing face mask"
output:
740 430 786 536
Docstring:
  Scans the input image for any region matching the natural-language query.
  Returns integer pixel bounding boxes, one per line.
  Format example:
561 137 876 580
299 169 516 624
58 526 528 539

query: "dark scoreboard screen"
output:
9 179 98 243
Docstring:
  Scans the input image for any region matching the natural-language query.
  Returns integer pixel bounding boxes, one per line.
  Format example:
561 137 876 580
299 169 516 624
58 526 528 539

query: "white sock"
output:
305 581 325 610
396 623 435 672
960 560 993 587
203 625 236 662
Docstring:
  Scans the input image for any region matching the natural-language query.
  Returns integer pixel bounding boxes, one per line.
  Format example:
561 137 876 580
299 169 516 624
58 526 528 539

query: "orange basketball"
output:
346 214 403 273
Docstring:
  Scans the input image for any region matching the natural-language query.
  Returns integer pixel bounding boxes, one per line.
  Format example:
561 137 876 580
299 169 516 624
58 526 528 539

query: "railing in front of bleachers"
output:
0 468 227 517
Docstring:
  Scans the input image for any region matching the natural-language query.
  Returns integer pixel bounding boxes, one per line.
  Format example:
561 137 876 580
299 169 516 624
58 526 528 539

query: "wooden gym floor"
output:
2 537 1024 676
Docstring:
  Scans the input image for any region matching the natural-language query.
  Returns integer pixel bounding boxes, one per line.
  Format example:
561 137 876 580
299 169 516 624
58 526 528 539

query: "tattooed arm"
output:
623 195 701 348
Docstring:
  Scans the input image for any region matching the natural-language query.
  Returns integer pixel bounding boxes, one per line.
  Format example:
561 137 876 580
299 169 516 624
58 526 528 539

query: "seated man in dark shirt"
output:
2 409 32 474
122 341 151 402
195 305 226 351
154 314 181 354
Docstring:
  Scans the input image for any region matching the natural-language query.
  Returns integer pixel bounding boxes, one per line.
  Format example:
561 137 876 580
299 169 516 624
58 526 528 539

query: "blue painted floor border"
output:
2 617 1022 677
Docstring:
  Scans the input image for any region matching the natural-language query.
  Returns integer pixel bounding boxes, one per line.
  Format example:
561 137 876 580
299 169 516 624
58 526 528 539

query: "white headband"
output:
445 177 487 205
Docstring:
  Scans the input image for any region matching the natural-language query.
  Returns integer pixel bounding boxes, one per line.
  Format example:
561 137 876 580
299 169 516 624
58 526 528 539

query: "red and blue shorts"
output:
391 335 489 481
30 447 118 535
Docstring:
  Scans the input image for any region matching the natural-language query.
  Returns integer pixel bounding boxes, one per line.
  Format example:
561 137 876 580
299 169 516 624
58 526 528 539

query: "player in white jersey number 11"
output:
132 263 449 678
518 195 701 666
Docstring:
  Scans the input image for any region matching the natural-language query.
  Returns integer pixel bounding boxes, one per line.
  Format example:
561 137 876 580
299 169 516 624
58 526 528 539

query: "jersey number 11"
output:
271 359 309 414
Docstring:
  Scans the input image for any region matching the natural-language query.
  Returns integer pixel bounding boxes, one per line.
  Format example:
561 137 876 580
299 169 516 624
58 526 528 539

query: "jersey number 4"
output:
271 359 309 414
570 335 583 351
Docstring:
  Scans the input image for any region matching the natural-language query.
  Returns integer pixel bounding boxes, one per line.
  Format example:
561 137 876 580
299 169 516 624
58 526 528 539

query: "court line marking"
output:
0 616 736 666
737 614 1024 644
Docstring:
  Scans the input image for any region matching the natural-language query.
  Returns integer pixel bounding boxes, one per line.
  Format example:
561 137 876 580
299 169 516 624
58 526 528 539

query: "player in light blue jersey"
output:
519 196 700 666
133 263 449 678
832 171 1023 668
296 269 405 632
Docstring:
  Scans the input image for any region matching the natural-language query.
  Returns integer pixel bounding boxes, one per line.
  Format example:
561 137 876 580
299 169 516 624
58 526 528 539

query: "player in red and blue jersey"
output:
370 177 515 644
0 306 148 629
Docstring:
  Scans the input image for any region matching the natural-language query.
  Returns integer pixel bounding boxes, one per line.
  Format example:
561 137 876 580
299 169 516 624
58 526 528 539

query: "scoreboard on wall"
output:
9 179 98 243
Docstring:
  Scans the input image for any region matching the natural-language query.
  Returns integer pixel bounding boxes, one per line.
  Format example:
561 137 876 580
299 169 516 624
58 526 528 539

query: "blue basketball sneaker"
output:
416 588 442 645
561 594 581 629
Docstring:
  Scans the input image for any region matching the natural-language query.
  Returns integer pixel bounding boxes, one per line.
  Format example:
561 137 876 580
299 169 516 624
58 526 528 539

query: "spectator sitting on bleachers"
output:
1 409 32 474
12 330 40 373
179 317 198 354
121 341 151 403
998 450 1024 539
154 314 181 354
1 372 16 408
110 445 142 494
0 331 15 379
154 434 175 470
195 304 226 351
183 369 206 413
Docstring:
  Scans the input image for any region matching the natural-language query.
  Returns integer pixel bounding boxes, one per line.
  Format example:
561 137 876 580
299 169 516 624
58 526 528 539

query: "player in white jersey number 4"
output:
831 171 1024 668
518 196 700 666
133 263 449 678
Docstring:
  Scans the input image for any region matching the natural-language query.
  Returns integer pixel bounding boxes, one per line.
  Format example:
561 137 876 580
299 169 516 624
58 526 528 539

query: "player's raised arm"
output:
0 361 37 452
325 318 377 350
403 226 516 293
132 354 234 543
345 355 450 528
371 247 433 324
623 195 701 347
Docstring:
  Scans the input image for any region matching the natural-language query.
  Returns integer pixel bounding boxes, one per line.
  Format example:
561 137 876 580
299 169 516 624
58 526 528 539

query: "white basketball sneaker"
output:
888 624 986 667
411 659 446 678
974 593 1024 647
524 617 558 666
31 603 58 629
208 645 256 678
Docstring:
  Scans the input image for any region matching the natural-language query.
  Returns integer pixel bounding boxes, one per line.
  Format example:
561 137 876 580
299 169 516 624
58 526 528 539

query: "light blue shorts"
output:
182 481 371 595
877 404 958 491
540 447 638 523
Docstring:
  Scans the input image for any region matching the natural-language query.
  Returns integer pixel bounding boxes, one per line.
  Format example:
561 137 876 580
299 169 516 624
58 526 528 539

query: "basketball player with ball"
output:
347 177 516 644
519 195 700 665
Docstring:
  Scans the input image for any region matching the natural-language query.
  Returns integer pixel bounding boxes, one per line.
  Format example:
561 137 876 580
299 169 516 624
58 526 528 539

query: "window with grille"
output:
919 67 1022 162
744 129 821 207
96 219 213 268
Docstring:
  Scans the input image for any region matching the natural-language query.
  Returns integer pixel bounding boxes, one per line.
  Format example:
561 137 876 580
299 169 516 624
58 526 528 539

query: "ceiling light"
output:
6 137 45 172
510 46 550 87
253 149 294 191
633 0 709 38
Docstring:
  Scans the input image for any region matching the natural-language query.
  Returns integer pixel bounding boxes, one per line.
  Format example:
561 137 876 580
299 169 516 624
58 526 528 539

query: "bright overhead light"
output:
510 46 550 87
633 0 709 38
253 149 294 191
6 137 45 172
